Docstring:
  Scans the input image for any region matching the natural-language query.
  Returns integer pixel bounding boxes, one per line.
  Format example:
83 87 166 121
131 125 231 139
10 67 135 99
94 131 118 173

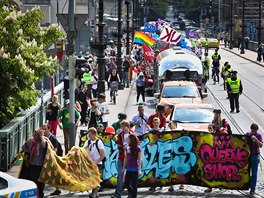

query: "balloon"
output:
134 68 138 73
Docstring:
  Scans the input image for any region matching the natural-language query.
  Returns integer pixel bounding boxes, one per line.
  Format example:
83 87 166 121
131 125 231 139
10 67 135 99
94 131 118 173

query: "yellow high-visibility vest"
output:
83 71 92 85
227 78 241 94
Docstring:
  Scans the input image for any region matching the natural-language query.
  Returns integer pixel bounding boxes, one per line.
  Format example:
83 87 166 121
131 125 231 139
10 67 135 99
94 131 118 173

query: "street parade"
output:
0 0 264 198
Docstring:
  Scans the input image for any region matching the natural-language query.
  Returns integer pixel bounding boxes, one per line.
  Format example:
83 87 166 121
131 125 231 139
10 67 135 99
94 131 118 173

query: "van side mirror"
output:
154 93 160 98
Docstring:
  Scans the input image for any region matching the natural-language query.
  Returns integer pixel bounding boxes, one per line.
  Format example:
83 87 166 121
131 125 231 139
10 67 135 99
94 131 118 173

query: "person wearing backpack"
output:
83 127 106 198
86 98 102 129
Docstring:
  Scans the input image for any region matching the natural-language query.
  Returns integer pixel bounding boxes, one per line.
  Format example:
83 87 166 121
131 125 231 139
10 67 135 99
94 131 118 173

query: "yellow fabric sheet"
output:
38 145 101 192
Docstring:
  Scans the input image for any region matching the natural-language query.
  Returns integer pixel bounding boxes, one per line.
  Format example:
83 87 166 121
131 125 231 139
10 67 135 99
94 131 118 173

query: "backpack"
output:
87 138 106 164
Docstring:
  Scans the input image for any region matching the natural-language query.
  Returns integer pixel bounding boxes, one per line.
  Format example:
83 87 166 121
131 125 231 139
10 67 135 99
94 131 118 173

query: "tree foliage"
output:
145 0 169 21
170 0 218 23
0 1 65 128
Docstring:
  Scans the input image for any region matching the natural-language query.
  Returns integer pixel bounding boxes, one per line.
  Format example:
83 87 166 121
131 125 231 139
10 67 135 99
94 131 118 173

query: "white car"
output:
0 171 37 198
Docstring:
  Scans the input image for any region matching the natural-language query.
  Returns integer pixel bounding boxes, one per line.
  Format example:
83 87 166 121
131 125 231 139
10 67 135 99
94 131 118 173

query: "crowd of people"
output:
23 38 260 198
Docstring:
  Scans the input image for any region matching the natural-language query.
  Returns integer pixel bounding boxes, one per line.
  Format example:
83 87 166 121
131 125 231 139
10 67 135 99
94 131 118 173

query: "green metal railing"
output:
0 83 64 171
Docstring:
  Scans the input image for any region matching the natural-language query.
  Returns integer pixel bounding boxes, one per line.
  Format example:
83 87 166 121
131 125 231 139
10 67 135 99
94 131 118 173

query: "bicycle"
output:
110 81 119 105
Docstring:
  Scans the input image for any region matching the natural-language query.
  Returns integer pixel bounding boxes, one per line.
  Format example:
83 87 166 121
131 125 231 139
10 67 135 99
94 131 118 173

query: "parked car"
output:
199 37 219 48
0 171 37 198
155 80 205 116
168 103 215 132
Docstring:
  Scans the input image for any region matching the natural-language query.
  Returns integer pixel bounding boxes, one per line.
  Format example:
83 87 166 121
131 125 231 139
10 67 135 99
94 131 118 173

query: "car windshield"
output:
173 108 214 123
162 86 199 98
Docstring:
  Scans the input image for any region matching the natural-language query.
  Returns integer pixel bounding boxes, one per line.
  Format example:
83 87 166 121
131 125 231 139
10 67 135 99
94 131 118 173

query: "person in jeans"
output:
123 134 142 198
246 123 263 195
122 55 130 88
58 99 80 154
111 120 139 198
136 73 145 104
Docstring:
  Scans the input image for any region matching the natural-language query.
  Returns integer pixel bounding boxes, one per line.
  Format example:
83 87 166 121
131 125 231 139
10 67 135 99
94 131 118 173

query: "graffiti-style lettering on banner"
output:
83 131 251 189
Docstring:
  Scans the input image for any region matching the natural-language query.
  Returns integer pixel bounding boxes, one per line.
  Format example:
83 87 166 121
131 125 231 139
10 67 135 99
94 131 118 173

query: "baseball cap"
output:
118 113 127 120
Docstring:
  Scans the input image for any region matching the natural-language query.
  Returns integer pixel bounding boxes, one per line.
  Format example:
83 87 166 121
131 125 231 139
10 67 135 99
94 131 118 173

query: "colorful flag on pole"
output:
133 31 156 47
159 26 182 44
142 44 155 61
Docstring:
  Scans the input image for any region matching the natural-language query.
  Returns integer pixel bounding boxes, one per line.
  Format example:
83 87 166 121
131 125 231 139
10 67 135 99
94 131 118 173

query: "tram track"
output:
207 85 264 197
207 84 264 162
215 51 264 112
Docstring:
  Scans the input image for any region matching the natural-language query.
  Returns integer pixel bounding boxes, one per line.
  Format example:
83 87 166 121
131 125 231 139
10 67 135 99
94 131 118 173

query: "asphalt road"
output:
21 48 264 198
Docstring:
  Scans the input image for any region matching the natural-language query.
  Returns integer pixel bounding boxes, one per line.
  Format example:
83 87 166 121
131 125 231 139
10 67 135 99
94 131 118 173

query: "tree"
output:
145 0 169 21
0 1 65 128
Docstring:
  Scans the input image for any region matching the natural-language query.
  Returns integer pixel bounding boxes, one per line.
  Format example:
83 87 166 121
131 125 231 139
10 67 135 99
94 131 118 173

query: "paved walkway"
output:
7 83 133 178
222 47 264 67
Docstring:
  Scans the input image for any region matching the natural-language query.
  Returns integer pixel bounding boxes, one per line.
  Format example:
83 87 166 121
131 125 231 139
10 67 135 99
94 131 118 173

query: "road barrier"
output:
0 83 64 171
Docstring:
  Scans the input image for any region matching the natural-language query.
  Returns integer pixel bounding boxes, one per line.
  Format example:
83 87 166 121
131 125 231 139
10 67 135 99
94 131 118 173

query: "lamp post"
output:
240 0 245 54
229 0 233 49
68 0 76 149
132 0 136 38
125 0 130 55
117 0 124 89
258 0 262 46
97 0 106 95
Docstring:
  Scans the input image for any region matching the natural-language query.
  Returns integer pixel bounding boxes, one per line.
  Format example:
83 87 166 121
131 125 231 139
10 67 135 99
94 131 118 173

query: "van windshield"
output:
162 86 199 98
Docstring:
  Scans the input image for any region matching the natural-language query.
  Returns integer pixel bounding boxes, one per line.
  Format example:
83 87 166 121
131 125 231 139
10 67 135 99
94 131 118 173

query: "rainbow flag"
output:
133 31 156 47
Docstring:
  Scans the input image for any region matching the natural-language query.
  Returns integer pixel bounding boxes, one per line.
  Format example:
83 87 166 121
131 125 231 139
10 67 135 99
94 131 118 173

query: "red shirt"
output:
147 112 166 129
117 129 139 161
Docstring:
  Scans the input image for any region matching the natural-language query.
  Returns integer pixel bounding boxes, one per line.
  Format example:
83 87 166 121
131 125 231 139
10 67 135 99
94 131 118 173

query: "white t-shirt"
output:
123 133 129 148
97 102 109 122
91 75 98 90
84 138 105 164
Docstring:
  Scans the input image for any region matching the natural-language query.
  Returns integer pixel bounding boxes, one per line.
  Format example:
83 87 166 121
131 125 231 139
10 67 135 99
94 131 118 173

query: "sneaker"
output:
236 109 240 113
230 110 234 113
250 190 255 195
50 189 61 196
168 186 174 192
179 184 184 189
149 187 155 192
204 188 212 193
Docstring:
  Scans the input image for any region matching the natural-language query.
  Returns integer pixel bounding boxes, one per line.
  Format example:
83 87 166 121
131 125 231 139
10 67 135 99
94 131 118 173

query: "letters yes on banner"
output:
160 26 182 44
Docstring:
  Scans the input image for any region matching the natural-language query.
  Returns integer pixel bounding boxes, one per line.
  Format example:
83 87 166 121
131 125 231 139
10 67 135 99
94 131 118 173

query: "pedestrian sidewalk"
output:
6 83 133 178
222 47 264 67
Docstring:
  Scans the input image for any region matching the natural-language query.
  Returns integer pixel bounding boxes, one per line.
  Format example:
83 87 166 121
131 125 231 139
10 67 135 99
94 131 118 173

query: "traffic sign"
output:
246 21 257 34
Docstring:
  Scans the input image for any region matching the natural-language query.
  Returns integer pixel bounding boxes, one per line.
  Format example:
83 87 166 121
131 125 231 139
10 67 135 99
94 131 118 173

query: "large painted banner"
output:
84 131 251 190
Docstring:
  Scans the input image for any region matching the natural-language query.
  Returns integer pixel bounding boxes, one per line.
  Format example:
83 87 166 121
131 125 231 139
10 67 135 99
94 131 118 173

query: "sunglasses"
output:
208 127 212 130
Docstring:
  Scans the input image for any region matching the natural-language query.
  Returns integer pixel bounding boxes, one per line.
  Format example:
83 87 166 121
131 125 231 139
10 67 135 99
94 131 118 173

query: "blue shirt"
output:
132 113 149 136
136 76 145 87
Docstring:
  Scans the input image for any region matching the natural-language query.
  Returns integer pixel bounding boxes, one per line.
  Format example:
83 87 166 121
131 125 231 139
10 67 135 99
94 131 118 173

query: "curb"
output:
222 48 264 68
124 81 134 112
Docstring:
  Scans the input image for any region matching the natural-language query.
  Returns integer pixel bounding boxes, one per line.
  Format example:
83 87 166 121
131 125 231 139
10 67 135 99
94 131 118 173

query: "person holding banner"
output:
246 123 263 195
123 134 142 198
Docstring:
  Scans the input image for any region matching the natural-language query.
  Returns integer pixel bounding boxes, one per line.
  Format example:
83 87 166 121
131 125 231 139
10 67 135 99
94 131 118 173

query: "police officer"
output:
204 37 209 53
227 71 243 113
82 64 93 99
211 49 221 84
